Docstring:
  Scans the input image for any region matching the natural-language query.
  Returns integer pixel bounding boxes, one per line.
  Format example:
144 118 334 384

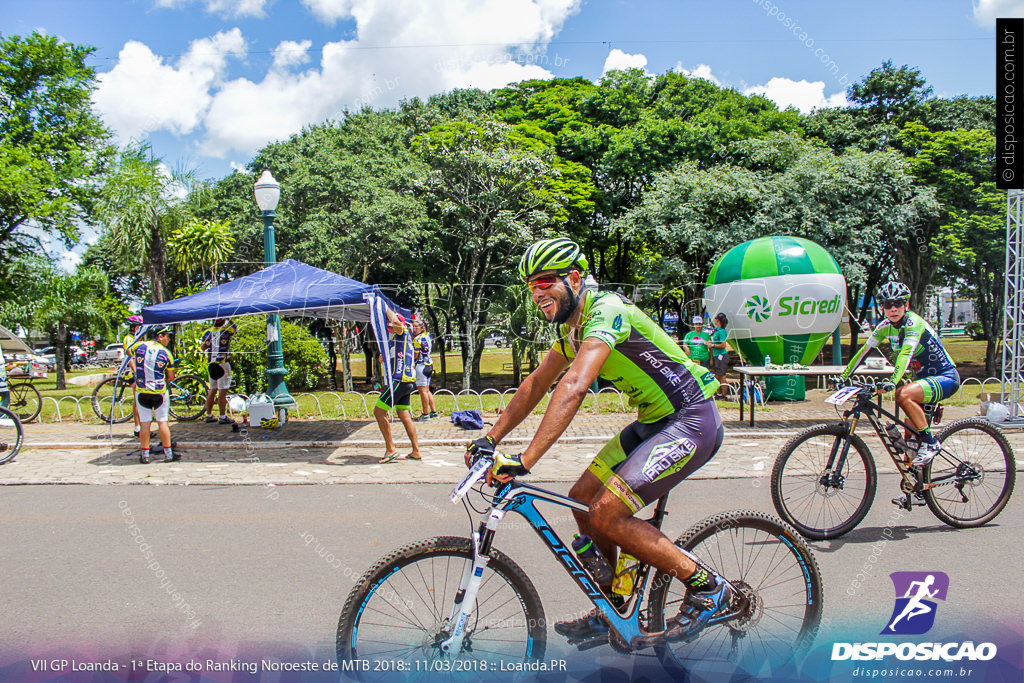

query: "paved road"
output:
1 480 1021 680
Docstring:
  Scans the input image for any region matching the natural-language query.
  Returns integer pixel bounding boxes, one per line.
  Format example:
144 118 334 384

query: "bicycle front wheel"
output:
336 536 546 679
91 376 134 424
771 423 877 540
168 374 207 421
648 510 824 676
924 417 1016 528
9 382 41 423
0 406 24 464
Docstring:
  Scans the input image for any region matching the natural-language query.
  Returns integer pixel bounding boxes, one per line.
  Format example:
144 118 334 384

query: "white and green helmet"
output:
518 238 589 281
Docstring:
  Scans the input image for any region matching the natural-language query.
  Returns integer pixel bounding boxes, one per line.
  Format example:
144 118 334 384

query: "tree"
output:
32 267 110 389
0 32 113 280
848 60 932 126
95 143 202 304
617 134 940 355
166 218 235 286
412 117 566 389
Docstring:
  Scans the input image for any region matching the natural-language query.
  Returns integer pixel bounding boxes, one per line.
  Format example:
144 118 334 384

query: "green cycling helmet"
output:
518 238 589 281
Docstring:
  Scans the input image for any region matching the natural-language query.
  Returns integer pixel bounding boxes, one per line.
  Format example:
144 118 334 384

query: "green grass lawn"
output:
9 341 1004 423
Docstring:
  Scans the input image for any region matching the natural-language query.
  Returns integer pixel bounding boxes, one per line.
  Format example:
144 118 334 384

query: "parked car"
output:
94 343 126 363
37 346 88 366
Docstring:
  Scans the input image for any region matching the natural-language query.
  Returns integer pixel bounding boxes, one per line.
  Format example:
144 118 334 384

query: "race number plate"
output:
825 386 861 405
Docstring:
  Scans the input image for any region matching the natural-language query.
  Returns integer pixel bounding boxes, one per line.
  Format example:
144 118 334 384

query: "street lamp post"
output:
254 170 295 409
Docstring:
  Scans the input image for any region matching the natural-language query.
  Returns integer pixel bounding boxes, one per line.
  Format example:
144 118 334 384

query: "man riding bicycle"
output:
465 238 733 642
839 281 960 467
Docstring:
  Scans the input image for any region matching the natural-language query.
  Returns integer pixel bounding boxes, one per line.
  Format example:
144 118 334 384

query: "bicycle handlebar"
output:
451 455 494 504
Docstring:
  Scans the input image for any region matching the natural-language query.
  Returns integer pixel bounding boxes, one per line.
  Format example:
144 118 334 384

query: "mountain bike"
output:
771 380 1016 540
91 372 208 423
0 405 24 465
337 453 824 679
8 381 41 423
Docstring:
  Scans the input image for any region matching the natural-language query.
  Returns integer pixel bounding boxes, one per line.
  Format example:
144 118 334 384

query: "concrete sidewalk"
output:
2 390 1015 486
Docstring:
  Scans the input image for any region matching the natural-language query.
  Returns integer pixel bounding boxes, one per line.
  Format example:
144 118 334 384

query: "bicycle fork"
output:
438 508 506 656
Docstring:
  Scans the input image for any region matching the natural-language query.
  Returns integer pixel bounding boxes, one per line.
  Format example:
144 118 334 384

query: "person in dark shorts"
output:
710 312 730 398
465 238 732 643
374 311 421 463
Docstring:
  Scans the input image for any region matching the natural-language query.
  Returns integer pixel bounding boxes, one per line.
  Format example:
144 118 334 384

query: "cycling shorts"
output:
415 363 432 387
136 392 168 422
587 399 724 514
208 362 232 390
913 369 960 404
376 381 415 411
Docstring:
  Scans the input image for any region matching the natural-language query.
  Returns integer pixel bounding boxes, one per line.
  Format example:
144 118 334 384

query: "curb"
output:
23 431 804 450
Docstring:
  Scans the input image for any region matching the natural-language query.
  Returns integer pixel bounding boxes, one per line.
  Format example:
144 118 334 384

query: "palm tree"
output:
95 143 203 303
167 218 235 287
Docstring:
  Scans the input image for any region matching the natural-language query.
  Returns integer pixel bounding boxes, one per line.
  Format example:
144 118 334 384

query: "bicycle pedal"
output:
568 633 609 651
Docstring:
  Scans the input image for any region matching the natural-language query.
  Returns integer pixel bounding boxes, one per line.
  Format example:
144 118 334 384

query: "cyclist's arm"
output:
841 327 882 379
518 338 612 472
484 347 569 445
888 329 922 386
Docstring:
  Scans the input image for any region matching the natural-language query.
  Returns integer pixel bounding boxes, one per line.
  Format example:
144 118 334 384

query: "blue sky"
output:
2 0 1021 266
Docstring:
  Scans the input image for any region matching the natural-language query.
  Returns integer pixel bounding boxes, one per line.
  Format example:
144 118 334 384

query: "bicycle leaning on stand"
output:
336 452 824 678
771 379 1016 540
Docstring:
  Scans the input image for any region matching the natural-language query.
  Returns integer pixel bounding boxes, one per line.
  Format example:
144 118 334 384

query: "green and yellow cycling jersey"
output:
843 311 956 384
552 290 719 423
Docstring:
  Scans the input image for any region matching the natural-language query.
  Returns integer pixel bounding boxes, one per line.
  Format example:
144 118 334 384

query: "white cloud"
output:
154 0 268 18
673 62 721 86
272 40 314 70
602 48 647 74
94 29 246 143
744 77 847 114
229 161 250 173
973 0 1024 27
100 1 583 160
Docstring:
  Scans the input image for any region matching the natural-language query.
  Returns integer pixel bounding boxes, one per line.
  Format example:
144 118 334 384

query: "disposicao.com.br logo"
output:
831 571 997 663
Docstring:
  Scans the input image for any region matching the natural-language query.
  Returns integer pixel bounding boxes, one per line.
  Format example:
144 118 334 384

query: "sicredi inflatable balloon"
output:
704 236 846 400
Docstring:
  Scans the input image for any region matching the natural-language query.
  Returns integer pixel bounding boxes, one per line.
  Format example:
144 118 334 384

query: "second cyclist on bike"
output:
465 238 734 644
839 281 960 467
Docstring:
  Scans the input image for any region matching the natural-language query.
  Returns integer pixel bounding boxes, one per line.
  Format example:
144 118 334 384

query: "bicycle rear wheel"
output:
337 536 546 679
0 406 24 464
91 376 134 423
771 423 877 540
9 382 41 423
924 417 1016 528
648 510 823 677
168 374 207 421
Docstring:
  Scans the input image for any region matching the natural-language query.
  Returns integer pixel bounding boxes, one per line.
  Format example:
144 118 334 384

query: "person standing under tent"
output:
201 318 237 424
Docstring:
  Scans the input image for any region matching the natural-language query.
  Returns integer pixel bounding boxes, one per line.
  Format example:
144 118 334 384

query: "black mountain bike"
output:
337 453 824 679
771 380 1016 540
91 372 208 423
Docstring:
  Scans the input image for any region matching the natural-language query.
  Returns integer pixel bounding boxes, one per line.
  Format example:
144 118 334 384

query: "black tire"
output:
9 382 41 423
168 374 207 421
336 536 546 678
771 423 877 540
0 406 24 464
648 510 824 675
91 376 134 424
923 417 1016 528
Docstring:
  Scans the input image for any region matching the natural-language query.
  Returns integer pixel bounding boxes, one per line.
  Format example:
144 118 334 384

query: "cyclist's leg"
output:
587 402 724 580
895 382 928 431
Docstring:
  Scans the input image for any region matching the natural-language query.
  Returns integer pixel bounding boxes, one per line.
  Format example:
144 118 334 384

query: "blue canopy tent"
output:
139 259 409 388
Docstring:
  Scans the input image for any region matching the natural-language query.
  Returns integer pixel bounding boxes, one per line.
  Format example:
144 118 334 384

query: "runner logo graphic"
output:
881 571 949 635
